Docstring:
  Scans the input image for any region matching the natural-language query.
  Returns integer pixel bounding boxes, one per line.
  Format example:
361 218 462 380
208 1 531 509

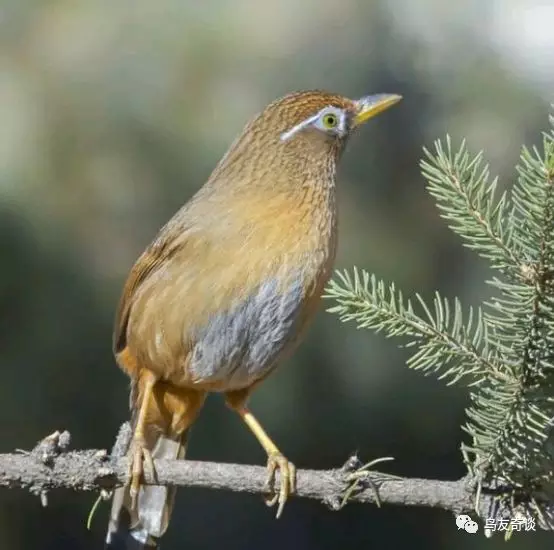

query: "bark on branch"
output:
0 427 551 534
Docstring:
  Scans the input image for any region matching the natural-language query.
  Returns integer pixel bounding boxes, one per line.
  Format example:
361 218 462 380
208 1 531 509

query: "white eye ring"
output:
280 106 347 141
313 107 345 135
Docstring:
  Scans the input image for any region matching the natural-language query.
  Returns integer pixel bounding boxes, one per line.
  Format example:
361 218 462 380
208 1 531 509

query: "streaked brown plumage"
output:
105 90 401 549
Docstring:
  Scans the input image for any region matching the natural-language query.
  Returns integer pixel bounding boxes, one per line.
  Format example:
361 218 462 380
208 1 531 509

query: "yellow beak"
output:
353 94 402 127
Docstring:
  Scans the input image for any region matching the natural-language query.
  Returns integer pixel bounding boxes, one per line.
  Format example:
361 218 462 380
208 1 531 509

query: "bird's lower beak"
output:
353 94 402 127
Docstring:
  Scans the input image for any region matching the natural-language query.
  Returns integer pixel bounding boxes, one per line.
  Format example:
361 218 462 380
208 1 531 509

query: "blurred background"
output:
1 0 553 548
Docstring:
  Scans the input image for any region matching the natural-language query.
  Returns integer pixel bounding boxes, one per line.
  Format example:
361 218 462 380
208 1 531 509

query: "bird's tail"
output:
105 430 188 550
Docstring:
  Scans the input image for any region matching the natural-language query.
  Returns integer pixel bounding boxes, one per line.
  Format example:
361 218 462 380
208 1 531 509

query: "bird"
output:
105 89 401 549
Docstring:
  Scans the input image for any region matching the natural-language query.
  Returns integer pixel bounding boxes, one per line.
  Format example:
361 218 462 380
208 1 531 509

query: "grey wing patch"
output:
189 276 304 389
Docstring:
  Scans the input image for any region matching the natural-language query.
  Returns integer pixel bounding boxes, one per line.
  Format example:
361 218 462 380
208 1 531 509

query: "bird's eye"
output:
280 108 344 141
321 113 338 129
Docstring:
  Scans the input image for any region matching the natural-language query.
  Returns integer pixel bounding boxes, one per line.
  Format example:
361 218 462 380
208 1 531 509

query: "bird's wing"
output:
113 233 181 355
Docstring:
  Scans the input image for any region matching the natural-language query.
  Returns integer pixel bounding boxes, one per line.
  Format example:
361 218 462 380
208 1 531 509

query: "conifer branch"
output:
421 137 522 276
325 271 495 385
326 108 554 525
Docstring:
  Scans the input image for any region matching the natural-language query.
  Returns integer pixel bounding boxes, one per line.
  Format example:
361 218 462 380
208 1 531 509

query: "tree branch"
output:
0 428 551 534
0 448 466 510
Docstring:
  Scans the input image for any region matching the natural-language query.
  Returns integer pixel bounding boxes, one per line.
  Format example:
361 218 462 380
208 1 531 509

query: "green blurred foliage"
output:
0 0 552 548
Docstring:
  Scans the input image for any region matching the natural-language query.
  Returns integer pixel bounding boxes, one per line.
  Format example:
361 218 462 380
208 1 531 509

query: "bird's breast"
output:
127 184 337 392
182 245 336 391
181 189 337 391
184 271 306 390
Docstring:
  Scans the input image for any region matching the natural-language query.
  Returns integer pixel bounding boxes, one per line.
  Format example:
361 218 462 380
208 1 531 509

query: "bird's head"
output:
207 90 401 191
276 90 401 146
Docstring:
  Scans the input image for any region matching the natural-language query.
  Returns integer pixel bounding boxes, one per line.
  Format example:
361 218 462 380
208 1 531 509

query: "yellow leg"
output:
227 394 296 519
127 371 156 509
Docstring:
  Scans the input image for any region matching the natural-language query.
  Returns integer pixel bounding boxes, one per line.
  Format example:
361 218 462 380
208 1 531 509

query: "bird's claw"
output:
263 452 296 519
127 438 155 510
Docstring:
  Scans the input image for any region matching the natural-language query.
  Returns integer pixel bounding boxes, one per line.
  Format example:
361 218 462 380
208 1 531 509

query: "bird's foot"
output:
264 451 296 519
127 436 155 510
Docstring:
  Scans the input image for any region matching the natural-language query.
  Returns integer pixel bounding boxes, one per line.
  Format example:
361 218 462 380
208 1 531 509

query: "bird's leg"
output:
127 370 157 510
236 406 296 518
226 392 295 518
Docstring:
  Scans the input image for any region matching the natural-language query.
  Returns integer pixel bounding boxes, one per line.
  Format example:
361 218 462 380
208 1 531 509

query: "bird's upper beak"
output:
352 94 402 127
